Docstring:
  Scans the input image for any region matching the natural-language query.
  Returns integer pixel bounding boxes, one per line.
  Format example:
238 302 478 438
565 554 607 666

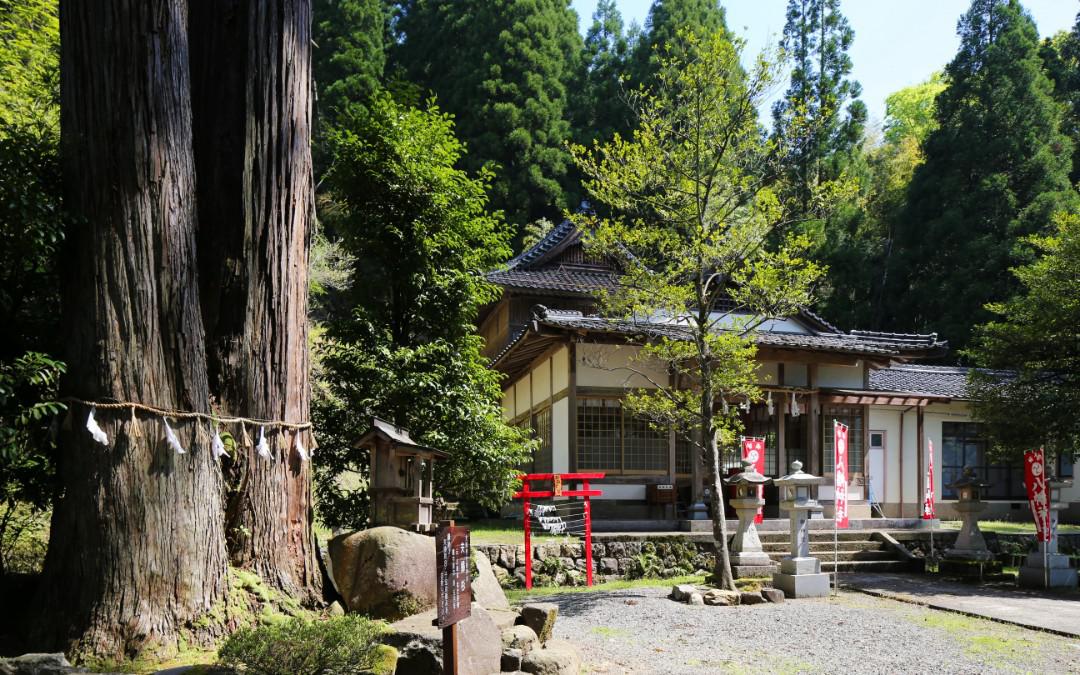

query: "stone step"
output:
766 549 898 563
821 559 912 573
760 541 882 553
757 530 877 543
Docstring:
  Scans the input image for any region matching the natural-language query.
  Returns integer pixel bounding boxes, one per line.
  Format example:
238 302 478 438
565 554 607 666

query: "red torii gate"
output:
513 472 604 589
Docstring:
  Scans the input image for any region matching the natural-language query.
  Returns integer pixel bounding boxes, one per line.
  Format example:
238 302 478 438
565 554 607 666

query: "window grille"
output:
531 407 553 473
941 422 1026 499
823 406 864 476
576 397 669 473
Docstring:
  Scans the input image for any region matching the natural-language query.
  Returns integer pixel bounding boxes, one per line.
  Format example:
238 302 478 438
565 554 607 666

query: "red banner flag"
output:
923 439 936 520
834 420 849 529
1024 447 1052 543
741 437 766 524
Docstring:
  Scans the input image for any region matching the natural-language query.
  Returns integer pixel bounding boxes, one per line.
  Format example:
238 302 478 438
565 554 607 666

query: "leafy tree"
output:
630 0 731 90
1039 13 1080 184
312 0 389 120
772 0 866 218
572 0 636 146
571 31 822 590
816 75 944 330
315 93 531 528
393 0 582 230
886 0 1078 351
0 0 58 131
966 212 1080 464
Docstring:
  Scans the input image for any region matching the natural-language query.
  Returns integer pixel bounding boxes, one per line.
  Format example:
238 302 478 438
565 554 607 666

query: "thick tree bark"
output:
34 0 227 660
190 0 320 602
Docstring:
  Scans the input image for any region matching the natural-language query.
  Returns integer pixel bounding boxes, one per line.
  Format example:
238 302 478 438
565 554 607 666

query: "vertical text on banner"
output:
741 437 766 524
1024 448 1051 543
834 420 849 529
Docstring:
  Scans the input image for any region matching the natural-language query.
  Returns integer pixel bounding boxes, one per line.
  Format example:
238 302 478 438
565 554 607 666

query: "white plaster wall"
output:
868 407 902 505
502 388 515 421
757 361 779 385
783 362 808 387
596 484 647 500
552 397 569 473
515 374 531 415
552 346 569 394
817 363 864 388
577 344 667 389
531 357 551 404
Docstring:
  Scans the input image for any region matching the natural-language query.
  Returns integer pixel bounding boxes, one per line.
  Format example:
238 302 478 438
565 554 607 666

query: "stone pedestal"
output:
945 501 993 562
771 461 828 598
772 557 831 598
729 496 776 578
1019 483 1079 590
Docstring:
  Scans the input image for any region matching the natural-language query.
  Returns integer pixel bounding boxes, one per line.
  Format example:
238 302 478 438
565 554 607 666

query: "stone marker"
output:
502 625 540 654
384 602 501 675
520 640 582 675
473 551 511 611
518 603 559 645
328 526 436 619
771 461 830 599
762 588 785 603
702 589 740 606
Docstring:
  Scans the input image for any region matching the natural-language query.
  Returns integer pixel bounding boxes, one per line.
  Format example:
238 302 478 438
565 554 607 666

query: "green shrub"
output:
217 615 393 675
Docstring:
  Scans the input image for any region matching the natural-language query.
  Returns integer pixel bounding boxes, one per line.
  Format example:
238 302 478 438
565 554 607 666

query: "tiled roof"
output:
869 365 976 398
487 268 617 294
505 218 578 270
531 307 946 358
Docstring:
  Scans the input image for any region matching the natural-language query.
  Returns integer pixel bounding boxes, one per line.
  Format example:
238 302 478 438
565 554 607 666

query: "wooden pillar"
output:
777 391 787 475
808 363 820 476
568 341 578 473
917 404 925 517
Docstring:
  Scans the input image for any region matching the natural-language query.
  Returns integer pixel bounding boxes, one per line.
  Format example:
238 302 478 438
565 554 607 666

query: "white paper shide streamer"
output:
211 426 229 460
86 407 108 446
294 432 308 462
163 417 186 454
256 426 271 459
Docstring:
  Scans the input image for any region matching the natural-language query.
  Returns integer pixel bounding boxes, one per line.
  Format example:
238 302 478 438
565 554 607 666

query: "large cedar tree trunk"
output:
189 0 320 602
34 0 228 660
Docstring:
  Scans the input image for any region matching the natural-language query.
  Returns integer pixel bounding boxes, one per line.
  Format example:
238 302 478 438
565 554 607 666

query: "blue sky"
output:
570 0 1079 127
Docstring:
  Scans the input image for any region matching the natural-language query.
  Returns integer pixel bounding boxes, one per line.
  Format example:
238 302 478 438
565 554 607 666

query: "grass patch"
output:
217 615 393 675
938 520 1080 534
465 518 567 545
908 607 1047 667
506 574 706 602
589 625 631 639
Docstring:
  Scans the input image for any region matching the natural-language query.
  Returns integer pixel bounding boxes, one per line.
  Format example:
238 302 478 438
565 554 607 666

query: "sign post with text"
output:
435 524 471 675
833 420 849 595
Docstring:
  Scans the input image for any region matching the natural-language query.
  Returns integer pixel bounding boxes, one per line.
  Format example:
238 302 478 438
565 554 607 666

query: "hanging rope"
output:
528 501 588 536
61 397 312 430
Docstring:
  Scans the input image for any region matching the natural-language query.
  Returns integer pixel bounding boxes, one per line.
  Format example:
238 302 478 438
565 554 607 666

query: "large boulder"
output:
520 640 582 675
0 654 85 675
384 603 502 675
518 603 558 645
328 526 436 620
472 551 511 611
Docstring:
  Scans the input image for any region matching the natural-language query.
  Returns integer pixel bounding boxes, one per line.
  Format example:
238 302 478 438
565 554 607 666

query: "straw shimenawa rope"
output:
61 397 313 431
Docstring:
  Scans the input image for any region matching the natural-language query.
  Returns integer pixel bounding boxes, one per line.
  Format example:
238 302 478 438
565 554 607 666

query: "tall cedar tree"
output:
312 0 388 120
393 0 582 231
630 0 731 90
314 94 531 528
572 0 635 146
887 0 1078 351
34 0 228 658
967 213 1080 464
1039 11 1080 184
772 0 866 217
189 0 321 602
572 31 821 591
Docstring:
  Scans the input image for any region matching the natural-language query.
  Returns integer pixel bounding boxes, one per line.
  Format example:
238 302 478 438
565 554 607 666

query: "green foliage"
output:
883 73 946 146
1039 13 1080 184
887 0 1078 351
393 0 582 229
772 0 865 218
314 93 532 528
571 29 822 589
313 0 389 120
966 212 1080 462
571 0 636 147
630 0 731 90
0 0 59 132
217 615 392 675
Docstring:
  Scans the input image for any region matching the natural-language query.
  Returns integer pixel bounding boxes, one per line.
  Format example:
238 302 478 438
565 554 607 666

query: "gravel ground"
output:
530 586 1080 674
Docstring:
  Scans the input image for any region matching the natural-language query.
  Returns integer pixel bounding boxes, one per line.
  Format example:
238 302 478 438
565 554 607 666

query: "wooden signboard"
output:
436 524 471 628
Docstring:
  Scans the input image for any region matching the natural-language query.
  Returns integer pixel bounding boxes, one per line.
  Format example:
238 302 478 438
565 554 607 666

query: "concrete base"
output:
732 563 777 579
731 551 773 567
772 572 831 598
1019 553 1078 589
780 557 821 575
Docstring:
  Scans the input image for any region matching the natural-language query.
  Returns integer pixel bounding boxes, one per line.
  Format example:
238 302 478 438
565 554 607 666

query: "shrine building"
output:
479 219 1080 526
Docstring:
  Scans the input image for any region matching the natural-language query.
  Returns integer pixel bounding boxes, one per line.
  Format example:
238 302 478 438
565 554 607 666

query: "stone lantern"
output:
354 417 447 533
723 458 775 578
771 460 830 598
1020 476 1079 589
943 467 993 562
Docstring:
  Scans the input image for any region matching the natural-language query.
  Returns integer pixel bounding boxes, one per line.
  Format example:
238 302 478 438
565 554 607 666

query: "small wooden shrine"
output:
354 417 447 532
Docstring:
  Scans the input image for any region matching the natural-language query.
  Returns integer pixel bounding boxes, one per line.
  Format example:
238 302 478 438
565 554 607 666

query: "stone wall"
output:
897 530 1080 562
474 536 715 589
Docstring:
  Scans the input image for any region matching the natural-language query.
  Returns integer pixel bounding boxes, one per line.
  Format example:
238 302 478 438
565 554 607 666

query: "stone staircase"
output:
757 530 916 573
